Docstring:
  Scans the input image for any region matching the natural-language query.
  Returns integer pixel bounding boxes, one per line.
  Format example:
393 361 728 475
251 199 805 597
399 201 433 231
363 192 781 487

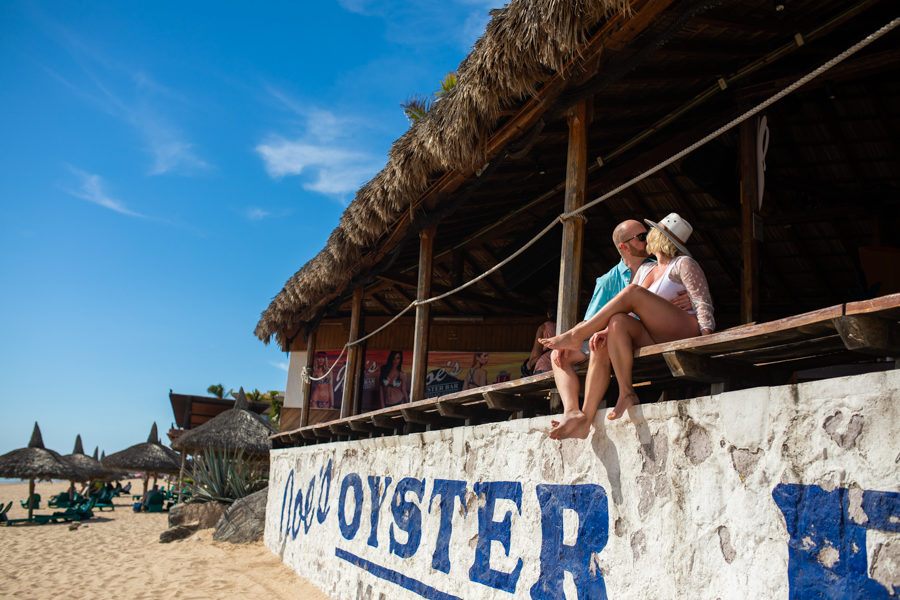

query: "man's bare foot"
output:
549 411 588 439
606 392 639 421
540 329 584 351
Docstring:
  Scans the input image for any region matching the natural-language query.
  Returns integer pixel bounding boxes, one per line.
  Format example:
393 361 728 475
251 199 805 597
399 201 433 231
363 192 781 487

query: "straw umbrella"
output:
171 388 276 501
102 423 181 498
0 422 85 520
64 434 110 494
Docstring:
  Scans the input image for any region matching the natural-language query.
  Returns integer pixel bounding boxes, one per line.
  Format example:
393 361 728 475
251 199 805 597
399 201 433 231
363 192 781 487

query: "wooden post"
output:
557 100 588 331
176 451 186 504
341 288 364 419
411 226 436 401
740 119 760 324
299 329 316 427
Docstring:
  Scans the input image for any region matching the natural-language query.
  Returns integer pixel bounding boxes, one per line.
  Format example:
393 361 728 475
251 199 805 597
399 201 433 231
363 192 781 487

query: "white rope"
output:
303 17 899 383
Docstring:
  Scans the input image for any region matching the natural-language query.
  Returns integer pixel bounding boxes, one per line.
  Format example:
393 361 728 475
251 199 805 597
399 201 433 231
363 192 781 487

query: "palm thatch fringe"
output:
171 388 276 456
255 0 630 344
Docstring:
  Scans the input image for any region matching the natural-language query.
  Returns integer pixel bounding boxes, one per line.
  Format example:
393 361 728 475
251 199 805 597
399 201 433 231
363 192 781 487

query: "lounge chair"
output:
144 492 166 513
0 501 11 523
94 488 115 511
32 499 96 524
48 491 72 509
19 493 40 510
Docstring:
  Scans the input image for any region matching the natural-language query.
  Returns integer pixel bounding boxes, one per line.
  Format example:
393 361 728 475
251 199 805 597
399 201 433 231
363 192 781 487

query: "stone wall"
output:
264 370 900 599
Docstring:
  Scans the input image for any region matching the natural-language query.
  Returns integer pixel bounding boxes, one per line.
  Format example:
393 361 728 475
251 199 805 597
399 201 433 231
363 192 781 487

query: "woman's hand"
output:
701 328 713 336
589 328 609 352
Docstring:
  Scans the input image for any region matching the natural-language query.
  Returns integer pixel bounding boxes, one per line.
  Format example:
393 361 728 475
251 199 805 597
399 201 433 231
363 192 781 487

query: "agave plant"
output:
189 448 267 504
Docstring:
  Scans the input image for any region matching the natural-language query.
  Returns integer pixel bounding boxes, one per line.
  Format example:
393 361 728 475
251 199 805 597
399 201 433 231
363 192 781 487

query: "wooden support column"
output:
299 328 317 427
557 100 589 331
341 288 364 419
411 226 436 401
740 119 761 324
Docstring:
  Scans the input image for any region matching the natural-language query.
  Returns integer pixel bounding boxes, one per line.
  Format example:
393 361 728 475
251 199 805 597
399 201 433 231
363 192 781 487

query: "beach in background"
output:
0 479 331 600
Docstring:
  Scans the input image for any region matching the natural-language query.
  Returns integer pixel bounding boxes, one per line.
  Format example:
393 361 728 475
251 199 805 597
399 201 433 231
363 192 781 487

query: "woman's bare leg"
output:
549 349 587 438
606 314 655 420
552 343 612 439
541 284 700 350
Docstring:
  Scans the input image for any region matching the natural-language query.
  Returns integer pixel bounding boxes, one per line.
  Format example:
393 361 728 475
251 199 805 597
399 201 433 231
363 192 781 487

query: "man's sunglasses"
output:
622 232 648 243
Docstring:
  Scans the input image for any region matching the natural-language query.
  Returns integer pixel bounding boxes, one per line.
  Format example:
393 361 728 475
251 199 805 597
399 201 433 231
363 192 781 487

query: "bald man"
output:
548 219 689 439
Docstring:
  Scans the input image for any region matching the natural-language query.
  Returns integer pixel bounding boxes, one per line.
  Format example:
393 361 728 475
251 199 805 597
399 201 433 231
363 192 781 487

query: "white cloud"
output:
256 138 381 200
43 26 208 175
246 207 271 221
270 361 290 373
64 167 146 219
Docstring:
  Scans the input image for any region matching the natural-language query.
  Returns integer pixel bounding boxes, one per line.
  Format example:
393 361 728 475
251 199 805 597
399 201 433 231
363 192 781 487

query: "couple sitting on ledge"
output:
540 213 715 439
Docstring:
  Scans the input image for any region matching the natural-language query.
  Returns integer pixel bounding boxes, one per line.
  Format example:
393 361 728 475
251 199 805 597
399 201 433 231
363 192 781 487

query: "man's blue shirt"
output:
583 258 655 320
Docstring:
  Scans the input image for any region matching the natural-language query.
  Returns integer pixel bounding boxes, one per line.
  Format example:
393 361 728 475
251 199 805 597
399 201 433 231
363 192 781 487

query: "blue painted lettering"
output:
429 479 468 573
469 481 524 593
773 483 900 599
367 476 393 548
339 473 363 540
279 470 295 536
530 484 608 600
389 477 426 559
317 459 333 524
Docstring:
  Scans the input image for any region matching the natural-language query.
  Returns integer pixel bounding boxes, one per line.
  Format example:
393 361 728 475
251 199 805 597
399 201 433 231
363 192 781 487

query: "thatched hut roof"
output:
171 388 276 455
254 0 629 344
102 423 181 474
64 434 110 481
0 422 85 481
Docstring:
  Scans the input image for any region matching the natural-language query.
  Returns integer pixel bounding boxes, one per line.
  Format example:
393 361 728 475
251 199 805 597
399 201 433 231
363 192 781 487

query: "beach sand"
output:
0 479 332 600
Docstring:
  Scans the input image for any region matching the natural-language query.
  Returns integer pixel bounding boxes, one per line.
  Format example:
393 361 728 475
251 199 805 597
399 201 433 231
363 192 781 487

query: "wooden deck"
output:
272 293 900 447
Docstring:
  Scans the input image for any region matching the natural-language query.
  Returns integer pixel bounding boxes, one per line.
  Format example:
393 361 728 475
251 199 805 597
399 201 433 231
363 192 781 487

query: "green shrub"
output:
189 448 267 504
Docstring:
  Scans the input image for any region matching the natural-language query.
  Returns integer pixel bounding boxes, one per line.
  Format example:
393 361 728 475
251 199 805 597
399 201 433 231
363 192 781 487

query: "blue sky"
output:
0 1 495 459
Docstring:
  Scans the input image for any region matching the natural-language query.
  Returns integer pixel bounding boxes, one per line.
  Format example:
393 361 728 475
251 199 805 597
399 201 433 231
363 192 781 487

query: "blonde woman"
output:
541 213 714 434
310 352 335 409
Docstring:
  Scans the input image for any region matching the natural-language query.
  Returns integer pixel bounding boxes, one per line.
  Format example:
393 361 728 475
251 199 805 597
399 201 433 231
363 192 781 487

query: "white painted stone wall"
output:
265 370 900 599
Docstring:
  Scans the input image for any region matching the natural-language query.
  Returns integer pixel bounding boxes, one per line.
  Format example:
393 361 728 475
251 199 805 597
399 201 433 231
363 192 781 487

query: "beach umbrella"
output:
171 388 276 455
0 422 86 520
102 423 181 497
171 388 276 502
64 434 111 488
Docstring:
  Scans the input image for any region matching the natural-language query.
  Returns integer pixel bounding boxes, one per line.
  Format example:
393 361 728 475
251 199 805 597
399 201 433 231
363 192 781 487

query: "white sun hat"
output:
644 212 693 257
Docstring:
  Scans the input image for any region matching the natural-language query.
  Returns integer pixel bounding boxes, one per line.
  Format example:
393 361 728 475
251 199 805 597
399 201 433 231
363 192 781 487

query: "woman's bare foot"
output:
550 410 589 439
540 329 584 351
606 392 639 421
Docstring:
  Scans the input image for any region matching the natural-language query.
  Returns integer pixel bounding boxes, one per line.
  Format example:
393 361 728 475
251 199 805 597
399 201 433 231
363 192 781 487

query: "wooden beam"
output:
739 119 760 324
436 401 475 420
557 100 589 332
400 407 445 426
662 350 769 384
483 391 527 412
300 329 316 428
833 315 900 355
341 288 364 419
411 226 436 401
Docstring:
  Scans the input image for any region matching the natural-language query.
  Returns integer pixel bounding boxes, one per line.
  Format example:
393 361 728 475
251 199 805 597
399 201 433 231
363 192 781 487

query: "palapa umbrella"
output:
0 422 86 520
102 423 181 498
171 388 276 501
63 435 111 495
65 435 110 481
172 388 276 455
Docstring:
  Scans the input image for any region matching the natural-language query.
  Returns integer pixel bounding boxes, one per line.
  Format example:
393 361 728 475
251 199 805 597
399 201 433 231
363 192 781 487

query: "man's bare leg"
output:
549 349 587 439
553 344 612 439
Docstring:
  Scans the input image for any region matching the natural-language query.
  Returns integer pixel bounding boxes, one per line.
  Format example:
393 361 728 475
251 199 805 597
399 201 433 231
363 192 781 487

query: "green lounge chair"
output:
0 501 11 523
94 488 115 511
48 491 72 509
19 493 40 510
144 491 166 513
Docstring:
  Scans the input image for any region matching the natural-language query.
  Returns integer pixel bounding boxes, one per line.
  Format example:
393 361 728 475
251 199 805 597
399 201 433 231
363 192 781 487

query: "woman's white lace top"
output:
634 255 715 332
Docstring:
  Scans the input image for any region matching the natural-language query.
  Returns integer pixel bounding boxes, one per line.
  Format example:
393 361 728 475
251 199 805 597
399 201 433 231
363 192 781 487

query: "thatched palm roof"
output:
255 0 629 344
64 434 110 481
102 423 181 474
171 388 276 455
0 422 85 481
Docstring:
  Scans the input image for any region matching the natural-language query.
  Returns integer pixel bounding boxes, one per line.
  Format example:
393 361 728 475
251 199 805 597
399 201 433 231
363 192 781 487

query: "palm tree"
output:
207 383 225 399
401 72 457 124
